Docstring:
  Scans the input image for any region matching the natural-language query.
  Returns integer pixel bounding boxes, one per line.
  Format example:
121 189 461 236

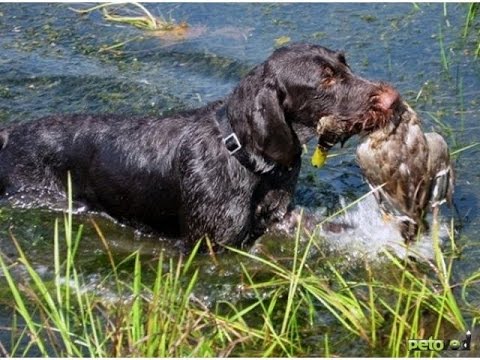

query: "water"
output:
0 2 479 356
318 194 450 261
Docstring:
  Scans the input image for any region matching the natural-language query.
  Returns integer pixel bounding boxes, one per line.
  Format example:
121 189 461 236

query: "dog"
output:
0 44 400 250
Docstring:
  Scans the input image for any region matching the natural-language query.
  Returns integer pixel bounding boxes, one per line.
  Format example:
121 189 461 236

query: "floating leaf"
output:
275 35 291 47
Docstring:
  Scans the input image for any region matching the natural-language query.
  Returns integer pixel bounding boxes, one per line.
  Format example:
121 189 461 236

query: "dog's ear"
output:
251 85 299 168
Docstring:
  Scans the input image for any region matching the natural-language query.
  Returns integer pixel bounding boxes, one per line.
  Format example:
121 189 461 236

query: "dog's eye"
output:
321 66 336 87
323 65 334 77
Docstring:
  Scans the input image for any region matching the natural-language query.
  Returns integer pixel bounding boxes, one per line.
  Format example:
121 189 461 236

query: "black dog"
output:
0 44 399 249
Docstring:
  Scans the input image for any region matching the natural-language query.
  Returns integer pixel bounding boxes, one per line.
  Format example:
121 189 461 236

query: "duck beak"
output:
311 146 328 168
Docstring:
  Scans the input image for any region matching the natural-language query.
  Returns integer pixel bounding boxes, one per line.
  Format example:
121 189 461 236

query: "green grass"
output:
0 177 478 357
464 3 478 38
438 23 449 72
438 3 479 70
463 3 480 57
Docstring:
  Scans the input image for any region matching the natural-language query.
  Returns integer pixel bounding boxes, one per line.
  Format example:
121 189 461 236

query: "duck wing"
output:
424 132 454 208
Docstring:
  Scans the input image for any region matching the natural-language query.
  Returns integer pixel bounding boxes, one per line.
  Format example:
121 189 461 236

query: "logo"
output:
408 330 471 352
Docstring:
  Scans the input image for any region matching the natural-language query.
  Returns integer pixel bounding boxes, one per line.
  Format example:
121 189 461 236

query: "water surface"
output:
0 3 479 356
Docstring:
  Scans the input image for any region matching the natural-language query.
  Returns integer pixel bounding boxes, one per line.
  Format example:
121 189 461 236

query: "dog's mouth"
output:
314 84 404 141
312 99 408 168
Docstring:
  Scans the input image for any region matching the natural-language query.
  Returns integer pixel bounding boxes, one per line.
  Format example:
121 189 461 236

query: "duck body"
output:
356 103 454 242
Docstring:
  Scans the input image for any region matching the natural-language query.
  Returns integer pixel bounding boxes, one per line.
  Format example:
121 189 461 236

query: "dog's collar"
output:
217 106 242 155
215 106 270 175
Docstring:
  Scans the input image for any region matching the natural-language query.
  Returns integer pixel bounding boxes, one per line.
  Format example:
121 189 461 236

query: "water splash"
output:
318 194 449 261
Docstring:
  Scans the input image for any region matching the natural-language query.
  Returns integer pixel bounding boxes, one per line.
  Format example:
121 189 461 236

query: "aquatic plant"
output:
69 2 190 54
0 176 477 357
463 3 479 57
70 2 188 32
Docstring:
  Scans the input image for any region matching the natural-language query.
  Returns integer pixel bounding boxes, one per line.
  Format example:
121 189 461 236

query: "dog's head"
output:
227 43 401 168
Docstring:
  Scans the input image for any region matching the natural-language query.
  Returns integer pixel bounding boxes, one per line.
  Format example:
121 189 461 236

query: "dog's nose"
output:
377 85 400 111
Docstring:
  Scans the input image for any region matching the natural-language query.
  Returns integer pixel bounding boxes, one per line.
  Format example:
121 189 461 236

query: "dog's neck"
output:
216 103 276 174
224 98 312 166
223 63 306 171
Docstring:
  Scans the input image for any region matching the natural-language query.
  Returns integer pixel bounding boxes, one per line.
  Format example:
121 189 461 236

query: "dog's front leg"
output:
252 160 301 235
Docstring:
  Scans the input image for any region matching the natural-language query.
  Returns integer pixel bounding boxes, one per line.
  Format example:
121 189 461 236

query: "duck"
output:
355 102 454 243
